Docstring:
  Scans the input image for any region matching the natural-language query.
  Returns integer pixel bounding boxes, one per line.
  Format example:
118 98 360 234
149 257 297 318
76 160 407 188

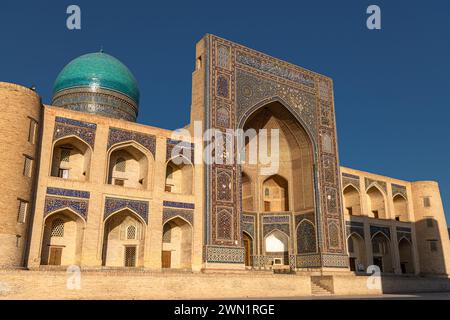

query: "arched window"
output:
115 157 126 172
51 219 65 237
126 225 137 240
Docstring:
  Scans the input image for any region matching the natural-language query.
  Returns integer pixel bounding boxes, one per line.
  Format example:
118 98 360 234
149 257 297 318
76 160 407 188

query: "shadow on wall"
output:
347 215 450 293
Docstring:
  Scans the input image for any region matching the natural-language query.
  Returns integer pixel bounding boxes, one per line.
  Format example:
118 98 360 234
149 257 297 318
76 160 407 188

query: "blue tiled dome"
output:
52 52 140 122
53 52 139 103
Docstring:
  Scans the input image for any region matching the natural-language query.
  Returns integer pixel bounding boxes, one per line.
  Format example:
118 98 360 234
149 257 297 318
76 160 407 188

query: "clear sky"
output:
1 0 449 219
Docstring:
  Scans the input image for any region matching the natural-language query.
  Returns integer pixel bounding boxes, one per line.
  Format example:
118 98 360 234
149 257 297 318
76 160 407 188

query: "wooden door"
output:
49 247 62 265
349 257 356 271
264 201 270 212
162 251 171 268
244 239 251 266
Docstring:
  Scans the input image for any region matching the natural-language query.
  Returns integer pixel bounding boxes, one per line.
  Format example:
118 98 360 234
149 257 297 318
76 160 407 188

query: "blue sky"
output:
1 0 449 219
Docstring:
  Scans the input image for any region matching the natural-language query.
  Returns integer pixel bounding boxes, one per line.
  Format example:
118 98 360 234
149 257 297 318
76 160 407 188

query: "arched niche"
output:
343 185 361 216
371 232 393 273
367 186 387 219
50 136 92 181
240 101 315 214
102 209 145 267
398 237 414 274
161 217 192 269
241 172 254 212
40 209 85 266
165 156 194 195
347 233 366 272
262 175 289 212
107 143 151 190
393 194 409 222
264 229 289 266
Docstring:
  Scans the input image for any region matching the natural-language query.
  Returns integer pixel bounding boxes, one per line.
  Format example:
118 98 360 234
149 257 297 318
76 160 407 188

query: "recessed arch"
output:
242 231 253 267
398 237 414 274
106 141 153 190
343 184 361 216
264 229 289 266
102 208 146 267
161 216 193 269
367 185 387 219
164 155 194 195
296 219 317 254
241 171 254 212
239 100 316 215
371 231 393 273
347 232 366 272
40 208 85 266
50 135 92 181
262 174 289 212
393 194 408 221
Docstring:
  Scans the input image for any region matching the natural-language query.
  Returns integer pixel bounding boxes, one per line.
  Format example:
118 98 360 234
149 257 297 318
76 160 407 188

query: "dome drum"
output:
52 86 138 122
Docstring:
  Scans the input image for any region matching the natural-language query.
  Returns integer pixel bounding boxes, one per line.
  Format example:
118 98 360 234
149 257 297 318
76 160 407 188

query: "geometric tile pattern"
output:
107 127 156 156
53 116 97 149
104 197 149 224
162 207 193 226
205 35 347 265
44 196 88 220
46 187 90 199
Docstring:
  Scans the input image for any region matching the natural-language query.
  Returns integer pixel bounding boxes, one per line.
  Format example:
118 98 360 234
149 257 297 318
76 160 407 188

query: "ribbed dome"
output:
52 52 140 122
53 52 139 103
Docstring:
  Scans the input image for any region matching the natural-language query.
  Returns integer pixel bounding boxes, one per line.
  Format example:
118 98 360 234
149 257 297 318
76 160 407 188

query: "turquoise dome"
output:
53 52 139 104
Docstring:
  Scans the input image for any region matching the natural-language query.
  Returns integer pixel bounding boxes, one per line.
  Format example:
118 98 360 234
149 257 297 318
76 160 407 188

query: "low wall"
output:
1 270 450 299
0 270 311 299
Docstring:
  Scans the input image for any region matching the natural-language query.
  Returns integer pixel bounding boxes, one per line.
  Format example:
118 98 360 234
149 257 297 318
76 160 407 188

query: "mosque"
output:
1 34 450 290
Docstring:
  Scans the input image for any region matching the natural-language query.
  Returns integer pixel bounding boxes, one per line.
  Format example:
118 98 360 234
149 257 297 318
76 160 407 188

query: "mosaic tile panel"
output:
205 245 245 264
370 225 391 239
44 196 88 220
163 201 195 210
396 226 412 242
205 35 346 264
296 254 322 268
46 187 90 199
162 207 193 225
297 220 317 254
104 197 149 224
365 177 387 194
342 173 360 191
166 138 195 162
345 221 365 238
107 127 156 156
53 116 97 149
392 184 407 199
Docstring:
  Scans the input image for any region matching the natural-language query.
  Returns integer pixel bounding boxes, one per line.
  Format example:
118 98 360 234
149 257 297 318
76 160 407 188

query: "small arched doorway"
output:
398 237 414 274
161 217 192 269
264 230 289 266
371 232 393 273
347 233 366 272
102 209 145 267
41 209 85 266
243 232 253 267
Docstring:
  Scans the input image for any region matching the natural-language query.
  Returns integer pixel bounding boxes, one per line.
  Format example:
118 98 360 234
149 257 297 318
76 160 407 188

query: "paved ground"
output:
277 292 450 300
